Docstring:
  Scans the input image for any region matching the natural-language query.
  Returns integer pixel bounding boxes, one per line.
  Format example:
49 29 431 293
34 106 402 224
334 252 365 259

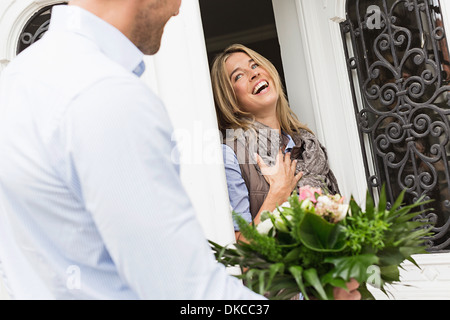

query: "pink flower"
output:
298 186 323 203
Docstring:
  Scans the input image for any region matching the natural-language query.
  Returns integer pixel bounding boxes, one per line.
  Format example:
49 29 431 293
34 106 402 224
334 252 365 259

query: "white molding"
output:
272 0 368 202
294 0 326 142
369 252 450 300
327 3 367 202
293 0 367 203
440 0 450 40
272 0 317 135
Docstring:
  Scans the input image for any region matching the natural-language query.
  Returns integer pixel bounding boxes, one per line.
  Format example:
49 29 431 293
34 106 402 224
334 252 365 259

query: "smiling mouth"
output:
253 81 269 95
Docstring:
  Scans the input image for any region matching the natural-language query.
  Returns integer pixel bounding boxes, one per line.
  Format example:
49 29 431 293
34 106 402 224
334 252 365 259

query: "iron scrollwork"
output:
341 0 450 251
16 3 67 55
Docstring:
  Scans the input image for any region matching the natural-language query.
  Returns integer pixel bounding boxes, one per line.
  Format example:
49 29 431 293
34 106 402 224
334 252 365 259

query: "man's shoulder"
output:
7 31 141 99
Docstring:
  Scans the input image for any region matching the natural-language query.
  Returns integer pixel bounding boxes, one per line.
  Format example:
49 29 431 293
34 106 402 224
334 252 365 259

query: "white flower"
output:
257 202 294 235
276 201 291 213
274 216 291 233
300 199 314 211
273 205 293 233
256 218 274 235
281 201 291 208
334 204 349 222
317 195 332 206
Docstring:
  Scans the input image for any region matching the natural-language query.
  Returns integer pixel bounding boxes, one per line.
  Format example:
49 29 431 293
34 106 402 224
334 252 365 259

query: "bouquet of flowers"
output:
209 185 434 300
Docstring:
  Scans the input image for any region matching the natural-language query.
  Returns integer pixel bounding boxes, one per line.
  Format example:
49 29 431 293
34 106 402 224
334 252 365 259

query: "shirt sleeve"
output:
222 144 252 230
65 76 264 300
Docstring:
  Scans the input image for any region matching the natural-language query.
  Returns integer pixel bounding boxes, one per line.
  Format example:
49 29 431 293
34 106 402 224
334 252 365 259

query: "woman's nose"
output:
250 70 259 81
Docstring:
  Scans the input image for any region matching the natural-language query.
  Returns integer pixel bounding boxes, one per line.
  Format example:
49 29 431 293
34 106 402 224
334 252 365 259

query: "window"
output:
341 0 450 251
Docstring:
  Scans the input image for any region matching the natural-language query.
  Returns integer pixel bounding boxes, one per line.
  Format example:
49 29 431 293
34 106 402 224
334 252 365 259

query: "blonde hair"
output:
210 43 311 136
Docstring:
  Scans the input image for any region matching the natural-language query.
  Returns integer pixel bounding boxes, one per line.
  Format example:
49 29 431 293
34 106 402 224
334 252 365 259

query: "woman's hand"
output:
255 149 303 202
236 150 302 242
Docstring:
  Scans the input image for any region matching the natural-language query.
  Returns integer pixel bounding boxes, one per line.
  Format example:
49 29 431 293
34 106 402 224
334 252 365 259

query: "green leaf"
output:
349 197 362 217
288 266 308 300
258 271 266 294
387 200 433 223
321 271 347 289
404 255 421 269
393 227 430 247
295 212 347 252
393 211 428 224
266 277 301 300
325 254 379 283
388 189 405 214
380 265 400 282
359 283 376 300
303 268 328 300
365 190 375 219
266 263 285 290
377 247 406 267
209 188 437 300
399 246 428 261
283 247 302 263
378 184 387 213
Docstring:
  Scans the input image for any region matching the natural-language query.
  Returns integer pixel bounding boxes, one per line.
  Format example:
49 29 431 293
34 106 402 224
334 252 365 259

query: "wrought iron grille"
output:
341 0 450 251
16 3 67 55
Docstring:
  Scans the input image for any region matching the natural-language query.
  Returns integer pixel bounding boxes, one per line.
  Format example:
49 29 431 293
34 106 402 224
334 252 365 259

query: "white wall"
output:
272 0 317 135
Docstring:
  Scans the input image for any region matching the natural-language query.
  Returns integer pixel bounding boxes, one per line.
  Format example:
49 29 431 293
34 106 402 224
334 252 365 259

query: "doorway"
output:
198 0 287 92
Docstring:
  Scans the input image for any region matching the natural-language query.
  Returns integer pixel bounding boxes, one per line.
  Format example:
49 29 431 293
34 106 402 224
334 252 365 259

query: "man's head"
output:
69 0 182 55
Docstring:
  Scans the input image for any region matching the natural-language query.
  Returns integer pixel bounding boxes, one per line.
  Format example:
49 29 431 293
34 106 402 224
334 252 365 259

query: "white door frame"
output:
273 0 368 204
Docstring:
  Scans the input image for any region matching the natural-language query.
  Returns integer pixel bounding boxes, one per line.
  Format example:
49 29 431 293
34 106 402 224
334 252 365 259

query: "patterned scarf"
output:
231 121 340 194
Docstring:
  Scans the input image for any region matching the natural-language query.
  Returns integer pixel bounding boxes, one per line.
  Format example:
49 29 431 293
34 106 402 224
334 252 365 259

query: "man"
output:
0 0 359 299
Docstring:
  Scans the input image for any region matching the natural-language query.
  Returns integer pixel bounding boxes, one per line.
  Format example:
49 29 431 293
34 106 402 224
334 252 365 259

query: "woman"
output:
210 44 340 241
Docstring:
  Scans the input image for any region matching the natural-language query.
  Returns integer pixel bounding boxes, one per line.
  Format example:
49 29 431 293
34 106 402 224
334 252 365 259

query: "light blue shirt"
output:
0 5 263 300
223 133 295 230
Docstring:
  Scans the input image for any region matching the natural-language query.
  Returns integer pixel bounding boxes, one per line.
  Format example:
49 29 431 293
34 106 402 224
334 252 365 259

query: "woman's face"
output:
225 52 278 118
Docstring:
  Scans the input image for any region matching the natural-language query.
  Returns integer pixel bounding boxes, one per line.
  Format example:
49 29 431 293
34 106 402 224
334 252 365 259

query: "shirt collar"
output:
283 132 296 153
49 5 145 77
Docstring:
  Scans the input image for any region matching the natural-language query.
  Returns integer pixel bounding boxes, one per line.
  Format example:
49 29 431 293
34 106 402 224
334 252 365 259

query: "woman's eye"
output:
234 74 243 81
251 63 259 69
